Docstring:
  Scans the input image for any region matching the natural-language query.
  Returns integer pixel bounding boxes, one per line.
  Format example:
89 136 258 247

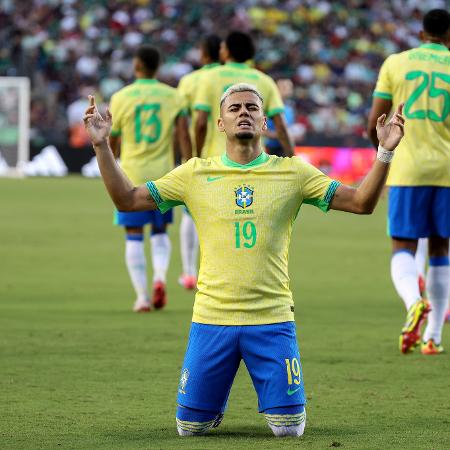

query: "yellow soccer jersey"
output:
373 43 450 186
110 79 187 185
178 63 220 156
193 62 285 158
146 152 340 326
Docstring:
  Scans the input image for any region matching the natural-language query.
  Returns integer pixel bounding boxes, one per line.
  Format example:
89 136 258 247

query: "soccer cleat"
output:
133 299 152 313
421 339 444 355
399 299 431 354
152 281 167 309
418 275 426 297
178 274 197 290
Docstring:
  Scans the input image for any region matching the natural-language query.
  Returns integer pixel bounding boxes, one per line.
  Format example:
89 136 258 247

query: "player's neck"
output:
424 38 445 45
225 142 263 165
135 71 155 80
421 32 447 46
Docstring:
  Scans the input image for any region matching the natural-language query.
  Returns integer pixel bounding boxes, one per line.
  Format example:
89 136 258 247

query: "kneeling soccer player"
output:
84 84 405 436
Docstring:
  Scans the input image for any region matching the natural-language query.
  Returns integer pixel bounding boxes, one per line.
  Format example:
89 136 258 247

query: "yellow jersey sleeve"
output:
146 158 195 213
177 73 193 109
193 76 213 113
263 75 285 117
175 91 189 117
294 157 340 212
373 55 394 100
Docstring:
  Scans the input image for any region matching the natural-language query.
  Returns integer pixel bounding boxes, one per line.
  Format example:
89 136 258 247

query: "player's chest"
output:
187 175 300 223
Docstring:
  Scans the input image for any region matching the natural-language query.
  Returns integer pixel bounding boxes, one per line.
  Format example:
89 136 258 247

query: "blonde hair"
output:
220 83 264 108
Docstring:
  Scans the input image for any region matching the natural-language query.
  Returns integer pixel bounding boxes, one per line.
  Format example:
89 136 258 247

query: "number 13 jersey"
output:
373 43 450 187
147 153 339 325
110 79 187 184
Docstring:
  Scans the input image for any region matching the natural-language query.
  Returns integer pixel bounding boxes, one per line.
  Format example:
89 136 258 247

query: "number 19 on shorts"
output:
285 358 301 385
234 221 257 248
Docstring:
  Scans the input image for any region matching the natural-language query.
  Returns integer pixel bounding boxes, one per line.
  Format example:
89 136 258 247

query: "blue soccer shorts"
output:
388 186 450 239
114 209 173 228
177 321 306 413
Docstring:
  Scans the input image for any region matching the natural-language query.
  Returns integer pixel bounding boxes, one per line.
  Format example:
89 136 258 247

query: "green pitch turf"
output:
1 177 449 450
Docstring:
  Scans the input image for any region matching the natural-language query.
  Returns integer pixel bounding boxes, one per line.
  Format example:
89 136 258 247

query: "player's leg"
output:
114 210 151 312
263 405 306 437
447 237 450 323
391 238 420 310
388 187 431 353
415 238 428 296
422 187 450 353
149 210 173 309
176 405 224 436
421 236 449 354
179 208 198 290
240 322 306 437
176 323 241 436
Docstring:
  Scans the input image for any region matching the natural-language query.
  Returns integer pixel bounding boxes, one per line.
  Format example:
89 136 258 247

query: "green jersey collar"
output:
419 43 449 52
221 151 269 168
203 62 221 70
225 62 249 69
134 79 159 84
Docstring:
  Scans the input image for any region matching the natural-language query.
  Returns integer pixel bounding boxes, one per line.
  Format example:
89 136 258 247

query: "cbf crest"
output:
235 184 254 209
178 368 189 394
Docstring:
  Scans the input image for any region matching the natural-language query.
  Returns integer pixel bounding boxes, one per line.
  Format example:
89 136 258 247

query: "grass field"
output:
1 177 449 450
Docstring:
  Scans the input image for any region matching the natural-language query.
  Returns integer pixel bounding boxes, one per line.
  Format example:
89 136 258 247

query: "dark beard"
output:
235 131 254 140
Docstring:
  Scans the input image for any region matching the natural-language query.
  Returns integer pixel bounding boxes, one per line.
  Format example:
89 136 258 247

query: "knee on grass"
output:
176 405 223 436
264 406 306 437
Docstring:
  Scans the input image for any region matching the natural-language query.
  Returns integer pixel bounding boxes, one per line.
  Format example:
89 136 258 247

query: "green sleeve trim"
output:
110 130 121 137
373 91 392 100
266 107 285 117
145 181 184 213
158 199 185 213
177 108 189 117
303 180 341 212
194 103 211 112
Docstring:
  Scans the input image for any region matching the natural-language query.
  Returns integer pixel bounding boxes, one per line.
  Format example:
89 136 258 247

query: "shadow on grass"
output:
104 423 360 441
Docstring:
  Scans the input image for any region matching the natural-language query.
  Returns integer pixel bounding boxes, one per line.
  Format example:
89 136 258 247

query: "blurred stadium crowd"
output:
0 0 446 150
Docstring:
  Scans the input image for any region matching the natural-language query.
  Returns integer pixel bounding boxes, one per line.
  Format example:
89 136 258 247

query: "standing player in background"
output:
368 9 450 355
194 31 294 158
109 45 191 312
84 83 405 437
176 35 221 290
264 78 297 156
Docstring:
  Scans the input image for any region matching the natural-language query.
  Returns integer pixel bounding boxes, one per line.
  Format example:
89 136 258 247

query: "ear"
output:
217 117 225 132
261 116 267 131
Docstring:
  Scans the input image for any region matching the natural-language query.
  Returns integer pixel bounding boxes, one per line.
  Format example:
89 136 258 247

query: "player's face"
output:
218 91 267 141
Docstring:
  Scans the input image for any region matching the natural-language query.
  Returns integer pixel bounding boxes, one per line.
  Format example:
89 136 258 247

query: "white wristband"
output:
376 144 394 164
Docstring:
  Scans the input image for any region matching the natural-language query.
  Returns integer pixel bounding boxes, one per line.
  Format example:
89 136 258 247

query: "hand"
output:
83 95 112 146
376 103 405 151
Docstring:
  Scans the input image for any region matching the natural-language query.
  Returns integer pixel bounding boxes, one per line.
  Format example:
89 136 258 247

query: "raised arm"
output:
271 113 294 157
330 104 404 214
109 135 121 159
83 96 157 212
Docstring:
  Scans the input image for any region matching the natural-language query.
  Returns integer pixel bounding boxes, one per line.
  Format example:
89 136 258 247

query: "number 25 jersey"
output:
373 43 450 187
110 79 187 184
147 153 339 325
